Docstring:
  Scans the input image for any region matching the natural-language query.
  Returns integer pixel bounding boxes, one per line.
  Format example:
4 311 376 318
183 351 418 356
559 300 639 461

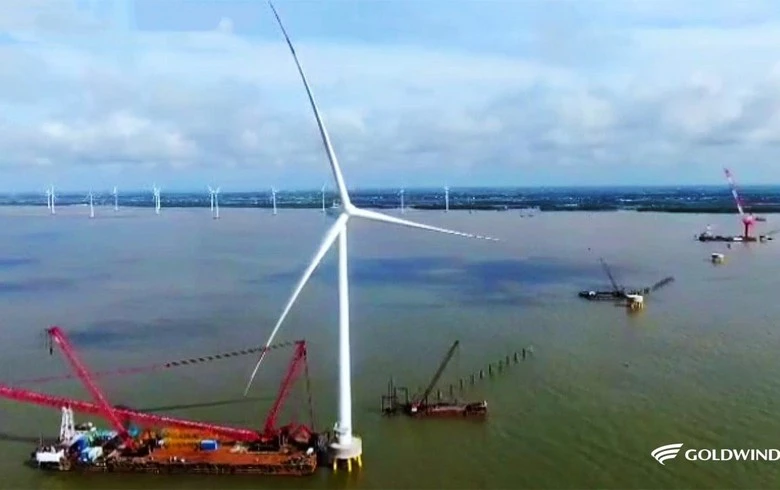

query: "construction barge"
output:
32 410 323 475
2 327 329 477
578 289 648 300
578 258 674 310
696 232 773 242
381 340 488 418
694 169 776 243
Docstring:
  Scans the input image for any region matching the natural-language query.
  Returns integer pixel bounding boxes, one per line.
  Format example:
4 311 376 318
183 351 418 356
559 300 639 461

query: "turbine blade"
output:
243 213 348 396
350 207 499 241
268 2 352 208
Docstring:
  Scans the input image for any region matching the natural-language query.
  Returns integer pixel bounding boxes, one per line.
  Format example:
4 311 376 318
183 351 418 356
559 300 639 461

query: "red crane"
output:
0 385 261 442
724 168 764 239
262 340 309 436
46 326 131 445
0 328 313 444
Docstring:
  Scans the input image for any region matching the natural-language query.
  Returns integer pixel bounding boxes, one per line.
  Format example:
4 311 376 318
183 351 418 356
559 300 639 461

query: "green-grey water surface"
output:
0 206 778 489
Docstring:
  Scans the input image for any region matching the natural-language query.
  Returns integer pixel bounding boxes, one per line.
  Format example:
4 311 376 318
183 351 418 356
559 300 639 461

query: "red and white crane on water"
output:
0 327 314 444
723 167 766 239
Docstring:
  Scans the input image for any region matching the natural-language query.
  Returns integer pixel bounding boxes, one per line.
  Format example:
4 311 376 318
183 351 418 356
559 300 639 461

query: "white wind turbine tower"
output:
399 188 406 214
208 185 221 219
321 183 327 213
49 185 56 215
271 187 278 215
444 185 450 212
45 187 51 211
244 2 498 471
112 186 119 212
152 184 161 215
86 190 95 219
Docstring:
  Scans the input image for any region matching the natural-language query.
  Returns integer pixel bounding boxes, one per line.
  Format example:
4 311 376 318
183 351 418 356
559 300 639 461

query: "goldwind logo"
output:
651 443 684 465
652 444 780 464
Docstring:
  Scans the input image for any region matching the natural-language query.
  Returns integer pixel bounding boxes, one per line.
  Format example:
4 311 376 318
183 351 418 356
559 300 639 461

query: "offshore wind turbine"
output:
271 187 278 215
152 184 161 215
86 191 95 219
48 185 56 215
112 186 119 211
444 186 450 212
399 188 406 214
45 187 51 211
321 183 327 213
244 2 498 471
208 185 221 219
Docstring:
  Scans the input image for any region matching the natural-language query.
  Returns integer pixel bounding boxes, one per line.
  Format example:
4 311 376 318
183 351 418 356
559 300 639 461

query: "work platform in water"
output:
1 327 328 476
578 258 675 310
696 227 776 243
381 340 488 418
696 169 777 243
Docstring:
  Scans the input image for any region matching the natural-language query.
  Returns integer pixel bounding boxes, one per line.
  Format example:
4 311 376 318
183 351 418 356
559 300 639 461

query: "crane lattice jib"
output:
47 326 131 444
414 340 460 405
9 328 305 442
0 385 261 441
724 168 747 217
599 257 620 293
263 341 307 435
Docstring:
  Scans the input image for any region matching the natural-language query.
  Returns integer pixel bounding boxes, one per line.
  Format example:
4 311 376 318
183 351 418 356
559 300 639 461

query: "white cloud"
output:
2 0 780 189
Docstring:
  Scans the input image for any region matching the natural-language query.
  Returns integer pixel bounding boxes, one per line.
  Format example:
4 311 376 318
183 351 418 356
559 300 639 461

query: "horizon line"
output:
1 183 776 194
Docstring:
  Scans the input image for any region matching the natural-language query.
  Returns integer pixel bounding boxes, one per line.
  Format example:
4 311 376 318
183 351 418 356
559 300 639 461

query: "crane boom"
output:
0 385 261 441
262 341 307 435
3 328 311 444
46 326 130 443
599 258 620 293
414 340 460 405
724 168 761 237
724 168 746 217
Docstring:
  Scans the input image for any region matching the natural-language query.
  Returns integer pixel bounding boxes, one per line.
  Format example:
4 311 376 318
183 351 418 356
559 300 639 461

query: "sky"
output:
3 0 780 192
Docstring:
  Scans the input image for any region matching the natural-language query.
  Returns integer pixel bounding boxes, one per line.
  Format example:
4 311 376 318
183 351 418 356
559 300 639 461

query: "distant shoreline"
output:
3 187 779 214
2 202 778 214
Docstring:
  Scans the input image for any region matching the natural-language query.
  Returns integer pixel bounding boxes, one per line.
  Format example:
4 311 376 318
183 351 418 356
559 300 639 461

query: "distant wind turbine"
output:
243 1 498 471
399 188 406 214
271 187 278 216
152 184 161 215
48 185 56 215
208 185 221 219
444 186 450 212
86 191 95 219
112 186 119 212
321 183 327 213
